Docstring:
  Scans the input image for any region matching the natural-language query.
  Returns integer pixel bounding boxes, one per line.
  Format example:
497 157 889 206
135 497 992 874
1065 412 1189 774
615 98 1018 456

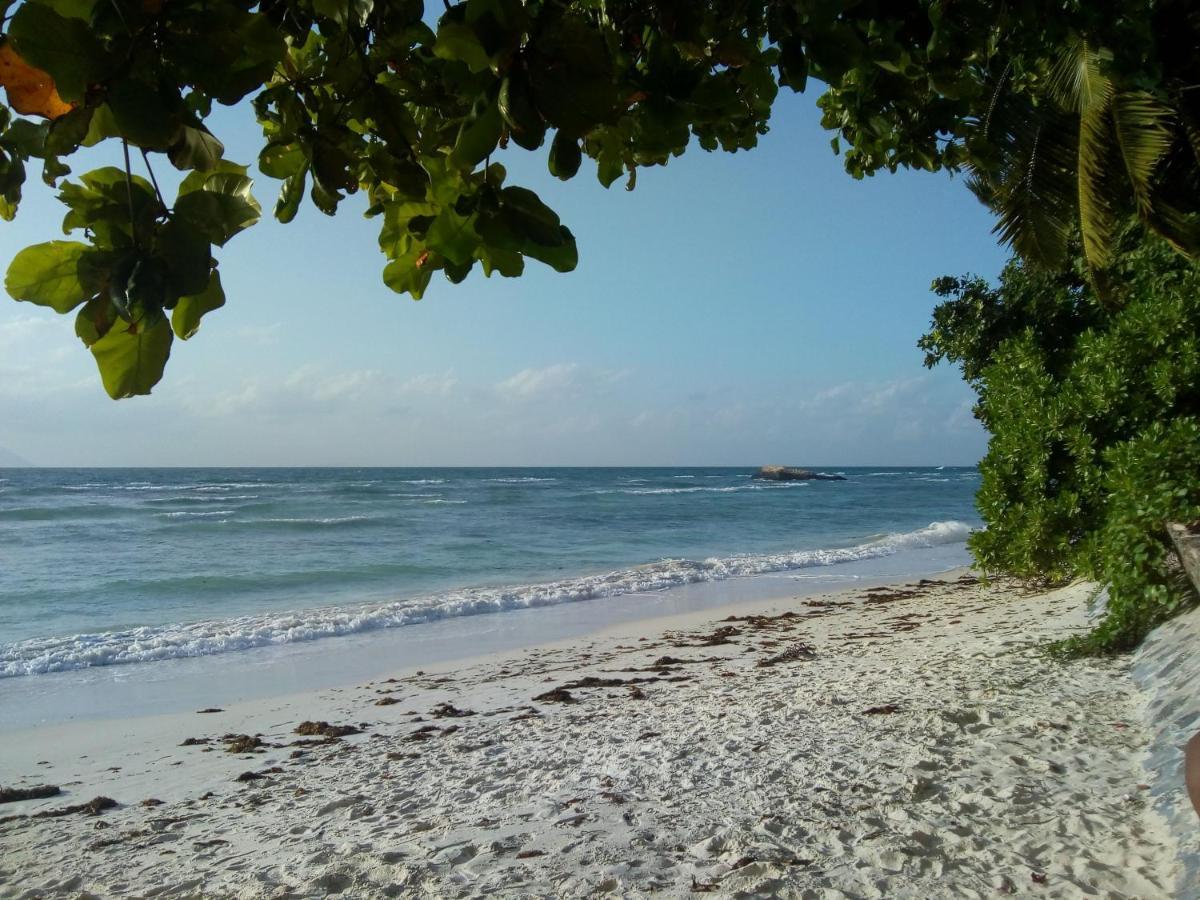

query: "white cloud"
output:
397 370 458 397
495 363 581 399
494 363 631 402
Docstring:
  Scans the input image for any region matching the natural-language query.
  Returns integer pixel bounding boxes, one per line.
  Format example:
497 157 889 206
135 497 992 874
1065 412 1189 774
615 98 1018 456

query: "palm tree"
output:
966 34 1200 299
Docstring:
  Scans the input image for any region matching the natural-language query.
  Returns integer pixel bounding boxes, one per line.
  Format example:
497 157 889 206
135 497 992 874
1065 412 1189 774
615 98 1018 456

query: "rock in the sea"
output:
752 466 846 482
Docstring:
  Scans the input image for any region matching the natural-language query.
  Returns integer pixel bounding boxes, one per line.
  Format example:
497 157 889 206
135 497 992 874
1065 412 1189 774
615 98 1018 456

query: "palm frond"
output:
1049 36 1112 115
990 108 1079 267
1145 199 1200 257
1111 91 1174 217
1077 99 1117 270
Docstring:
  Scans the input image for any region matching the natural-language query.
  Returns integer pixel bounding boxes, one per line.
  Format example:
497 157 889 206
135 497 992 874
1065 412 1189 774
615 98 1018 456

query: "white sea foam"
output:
482 477 557 484
156 510 236 519
596 482 809 496
144 494 260 503
0 521 973 677
255 515 376 525
400 479 446 485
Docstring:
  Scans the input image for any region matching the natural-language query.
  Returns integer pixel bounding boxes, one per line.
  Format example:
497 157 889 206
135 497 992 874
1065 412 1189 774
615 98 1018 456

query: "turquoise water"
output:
0 467 980 677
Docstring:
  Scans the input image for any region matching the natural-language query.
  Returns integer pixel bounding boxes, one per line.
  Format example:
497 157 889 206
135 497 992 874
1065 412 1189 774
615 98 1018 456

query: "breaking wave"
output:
0 521 972 677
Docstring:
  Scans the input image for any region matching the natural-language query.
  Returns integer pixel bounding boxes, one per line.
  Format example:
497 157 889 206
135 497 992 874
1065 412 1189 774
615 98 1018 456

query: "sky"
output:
0 89 1009 467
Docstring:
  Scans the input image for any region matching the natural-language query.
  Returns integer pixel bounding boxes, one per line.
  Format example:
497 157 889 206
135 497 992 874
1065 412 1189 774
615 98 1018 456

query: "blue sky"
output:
0 89 1007 466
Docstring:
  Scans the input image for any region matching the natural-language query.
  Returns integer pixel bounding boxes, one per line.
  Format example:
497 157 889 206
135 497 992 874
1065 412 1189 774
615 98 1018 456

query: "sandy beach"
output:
0 571 1187 898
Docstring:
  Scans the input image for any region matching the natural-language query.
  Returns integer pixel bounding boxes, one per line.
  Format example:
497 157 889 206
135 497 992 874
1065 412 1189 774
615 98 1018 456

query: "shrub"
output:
921 225 1200 653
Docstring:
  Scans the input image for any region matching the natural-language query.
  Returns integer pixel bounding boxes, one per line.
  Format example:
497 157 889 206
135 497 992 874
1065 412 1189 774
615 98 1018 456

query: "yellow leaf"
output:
0 41 74 120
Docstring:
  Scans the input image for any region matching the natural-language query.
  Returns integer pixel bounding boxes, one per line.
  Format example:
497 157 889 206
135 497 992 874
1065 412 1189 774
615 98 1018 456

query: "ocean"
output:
0 467 980 685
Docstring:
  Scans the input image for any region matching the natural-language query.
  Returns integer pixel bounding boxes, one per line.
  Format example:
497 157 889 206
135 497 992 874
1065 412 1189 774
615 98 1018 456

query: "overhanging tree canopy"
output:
0 0 1196 397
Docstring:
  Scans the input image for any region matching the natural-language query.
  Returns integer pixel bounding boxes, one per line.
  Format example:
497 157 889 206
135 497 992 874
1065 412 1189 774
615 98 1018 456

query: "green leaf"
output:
178 160 247 197
275 167 307 223
38 0 97 18
478 244 524 277
499 72 546 151
168 123 225 173
172 269 224 339
5 240 103 312
309 178 340 215
4 120 48 159
81 104 121 147
526 17 618 134
157 219 213 297
164 8 285 106
259 142 306 180
107 76 184 150
74 294 116 347
521 227 578 272
311 137 355 192
548 131 582 180
382 249 434 299
433 22 491 73
476 187 578 272
8 2 107 103
89 313 173 399
44 105 93 156
496 186 566 245
424 208 478 266
777 38 809 92
174 172 262 245
450 97 502 171
58 167 158 248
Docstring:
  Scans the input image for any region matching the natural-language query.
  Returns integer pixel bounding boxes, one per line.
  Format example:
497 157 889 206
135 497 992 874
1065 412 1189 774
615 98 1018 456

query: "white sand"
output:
0 572 1181 898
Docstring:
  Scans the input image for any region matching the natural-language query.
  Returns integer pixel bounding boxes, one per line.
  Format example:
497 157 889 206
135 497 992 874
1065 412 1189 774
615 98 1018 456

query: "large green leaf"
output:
433 22 491 73
174 172 261 245
548 131 582 180
172 269 224 339
89 313 173 399
499 72 546 151
157 219 213 297
259 142 306 180
107 76 184 150
73 294 115 347
526 17 618 135
521 229 578 272
382 248 434 299
424 208 478 266
163 8 285 105
168 123 225 172
275 167 308 223
450 98 503 171
476 187 579 272
178 160 248 196
5 240 104 312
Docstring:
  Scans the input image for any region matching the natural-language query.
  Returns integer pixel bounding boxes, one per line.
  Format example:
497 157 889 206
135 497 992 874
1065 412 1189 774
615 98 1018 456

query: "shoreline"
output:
1 568 1185 897
0 541 971 729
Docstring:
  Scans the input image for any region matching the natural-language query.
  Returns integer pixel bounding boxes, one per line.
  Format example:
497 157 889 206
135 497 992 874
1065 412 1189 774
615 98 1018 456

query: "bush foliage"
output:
920 224 1200 654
